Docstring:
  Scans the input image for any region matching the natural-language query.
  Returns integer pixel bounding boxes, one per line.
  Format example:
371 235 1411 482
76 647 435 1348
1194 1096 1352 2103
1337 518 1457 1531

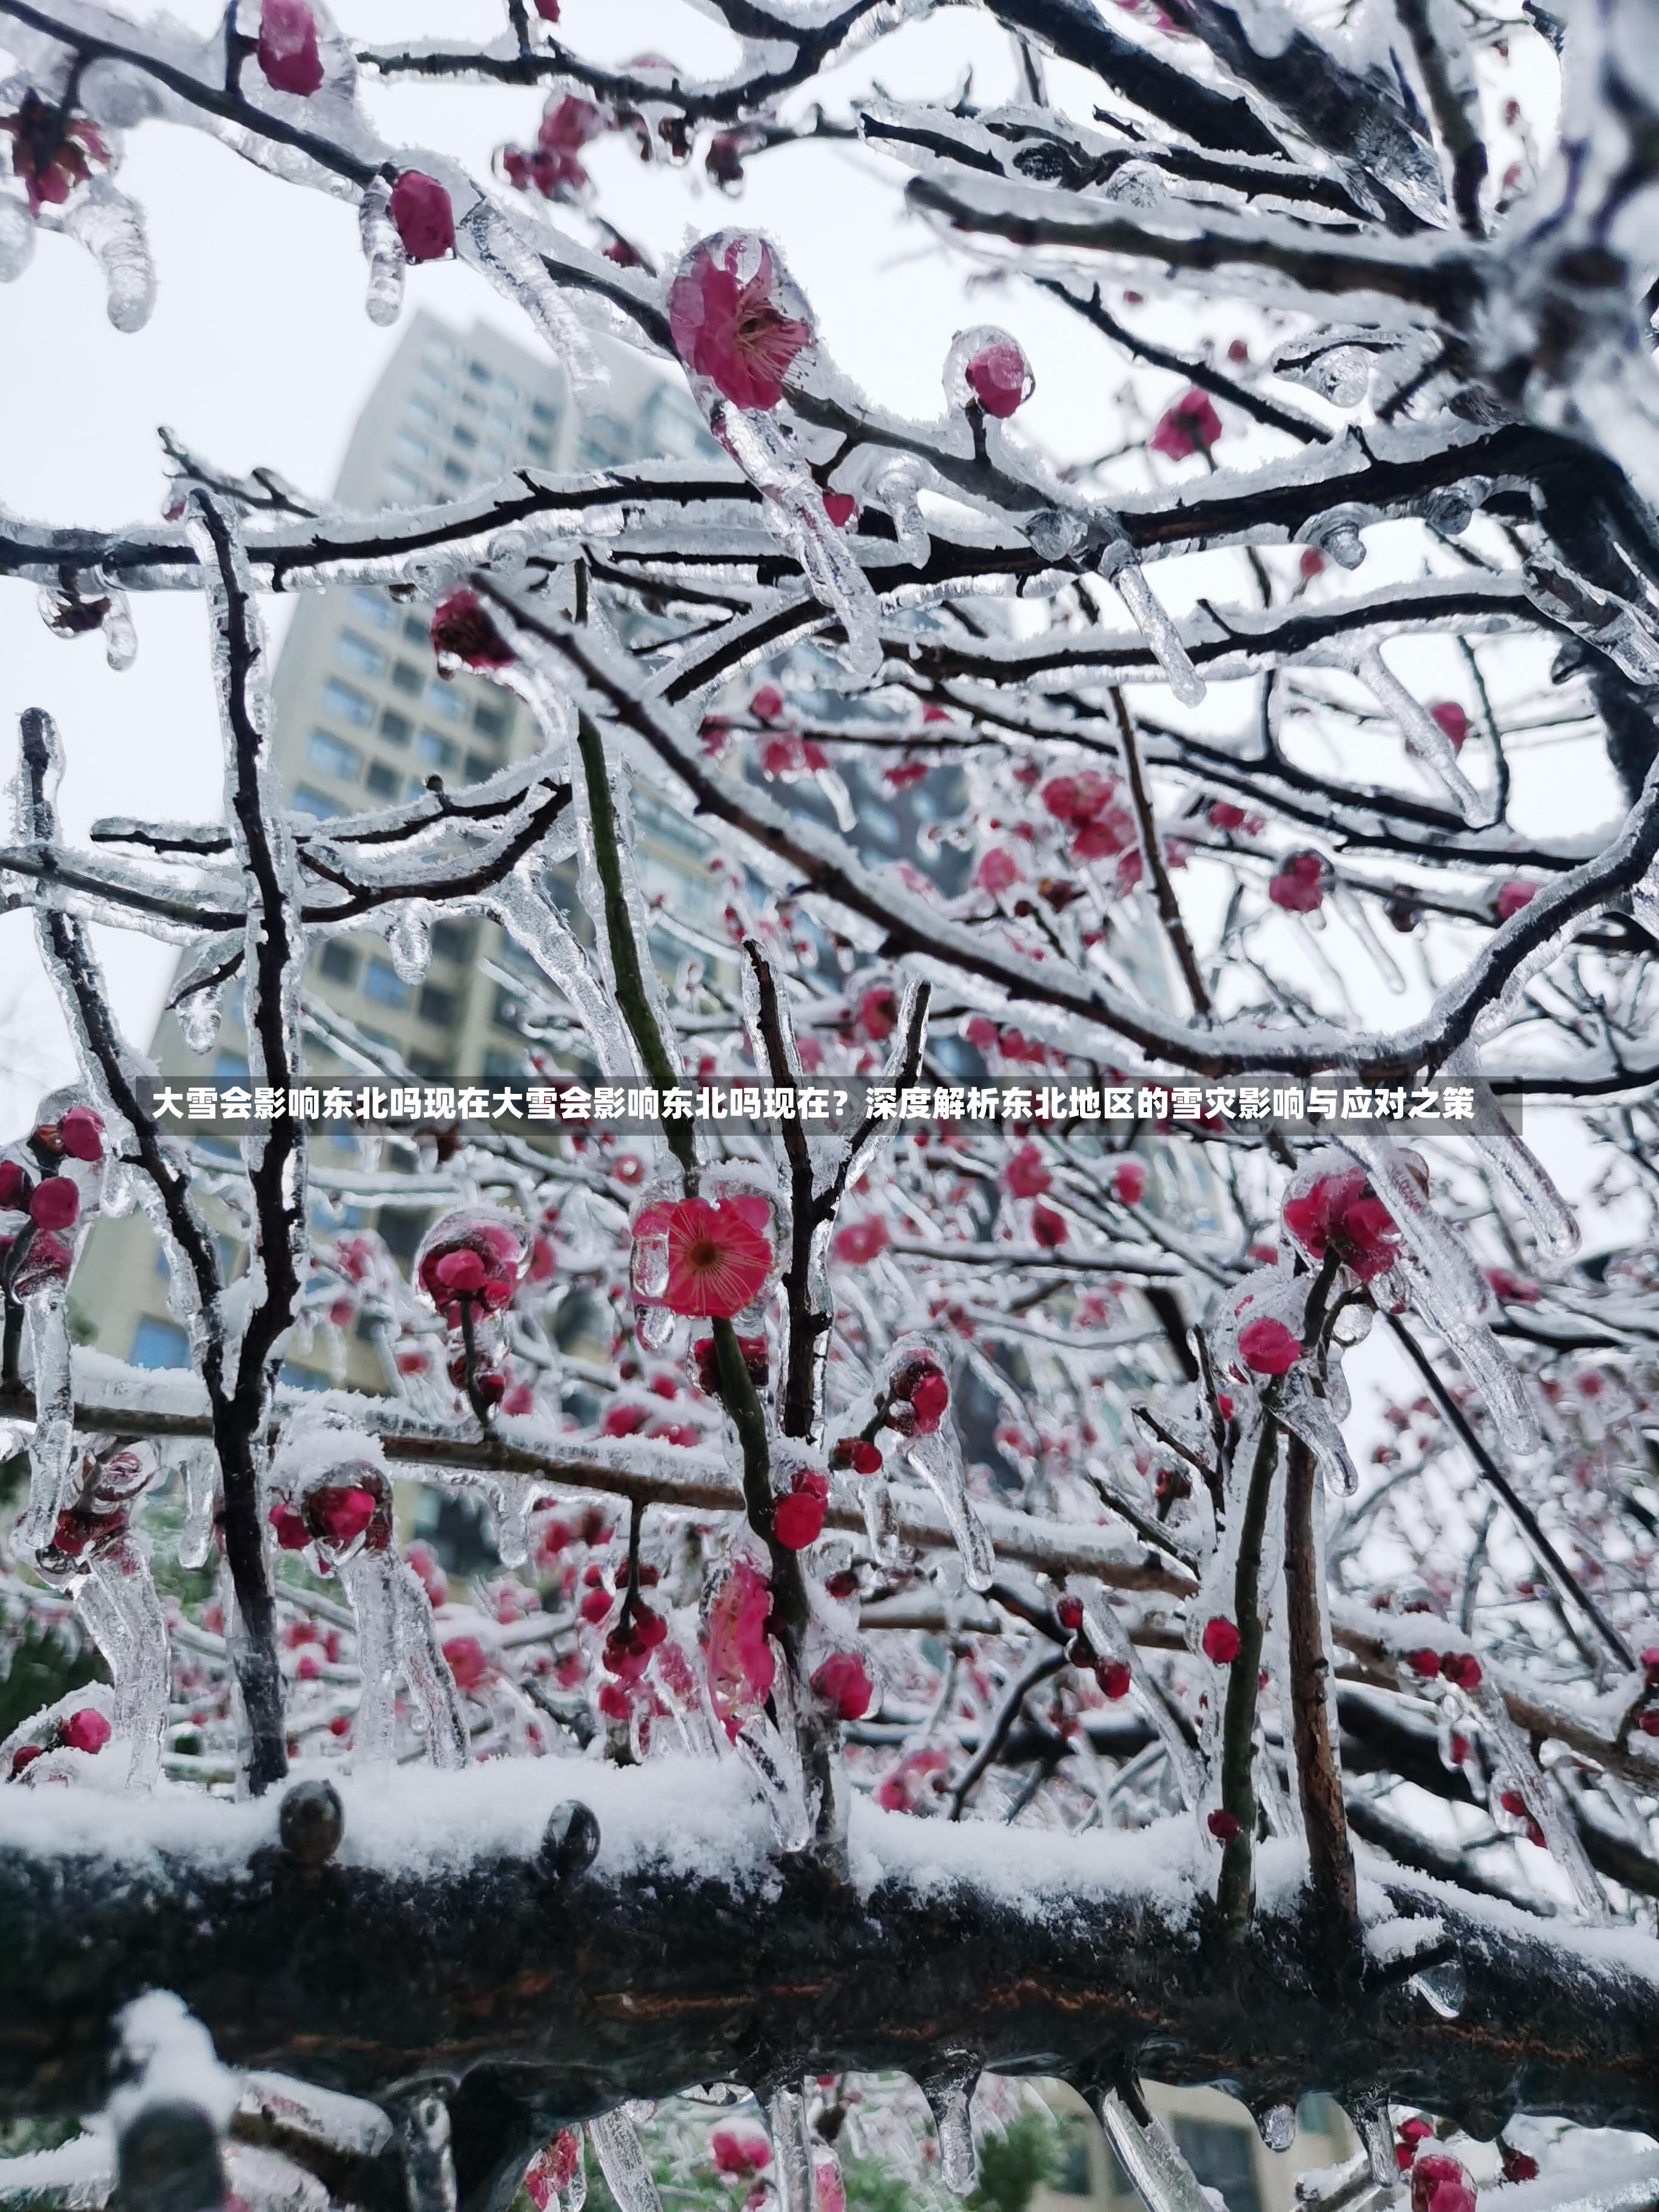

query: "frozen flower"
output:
390 171 455 261
525 2135 581 2212
857 984 898 1041
431 589 515 670
976 847 1020 894
27 1177 78 1232
1097 1658 1131 1699
811 1649 874 1721
306 1483 380 1549
442 1635 490 1691
1440 1650 1482 1691
416 1211 526 1317
704 1558 776 1736
1268 851 1328 913
1150 387 1222 459
502 94 603 199
1430 700 1471 751
1410 2154 1475 2212
773 1467 829 1550
950 329 1032 418
1501 2151 1539 2186
668 235 812 411
38 1105 103 1162
712 2133 772 2180
1207 1807 1241 1842
0 1161 30 1209
1113 1158 1147 1205
831 1436 883 1473
1238 1315 1301 1374
1283 1166 1401 1282
1004 1142 1051 1199
1494 879 1536 920
1041 769 1116 825
61 1707 111 1755
823 491 857 527
0 95 110 216
694 1331 769 1393
1202 1617 1241 1663
890 1354 949 1432
832 1217 889 1264
1486 1265 1540 1304
1031 1201 1068 1248
638 1196 773 1319
257 0 324 95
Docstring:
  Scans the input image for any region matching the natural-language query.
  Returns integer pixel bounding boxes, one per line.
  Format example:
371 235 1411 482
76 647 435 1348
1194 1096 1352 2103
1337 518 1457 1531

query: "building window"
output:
473 700 512 740
452 423 477 449
409 1050 447 1081
364 760 401 799
385 468 423 503
350 588 395 630
293 785 343 819
418 729 457 769
132 1316 191 1370
443 458 468 484
306 729 361 781
531 398 555 426
321 677 374 728
1296 2096 1340 2139
1052 2124 1093 2197
431 920 472 962
464 751 495 785
395 430 431 461
481 442 508 469
427 682 467 723
409 393 440 424
469 360 492 383
363 959 409 1010
379 706 412 746
526 434 551 462
418 982 457 1028
403 614 429 646
1171 2123 1261 2212
337 631 387 679
417 360 448 390
391 660 424 696
318 941 360 985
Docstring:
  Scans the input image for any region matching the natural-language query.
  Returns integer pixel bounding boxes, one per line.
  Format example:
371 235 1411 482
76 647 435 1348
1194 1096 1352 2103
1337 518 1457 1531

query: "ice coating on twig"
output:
924 2073 978 2197
734 1646 813 1851
1358 647 1485 825
587 2109 662 2212
0 196 34 281
906 1427 994 1593
20 1285 76 1555
1095 2091 1216 2212
1472 1676 1607 1920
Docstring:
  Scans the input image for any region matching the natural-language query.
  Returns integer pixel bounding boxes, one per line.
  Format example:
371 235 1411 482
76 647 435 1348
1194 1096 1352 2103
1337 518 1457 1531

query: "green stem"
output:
574 713 695 1184
1216 1410 1281 1941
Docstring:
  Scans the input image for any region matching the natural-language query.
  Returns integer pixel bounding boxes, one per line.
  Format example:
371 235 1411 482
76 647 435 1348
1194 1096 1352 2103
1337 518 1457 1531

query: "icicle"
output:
458 202 600 405
587 2110 662 2212
0 196 35 281
766 2084 813 2212
62 179 155 333
905 1428 994 1592
179 1445 218 1570
358 178 405 328
1275 1369 1361 1495
1098 535 1204 706
1409 1954 1466 2018
1473 1677 1607 1920
1256 2105 1296 2153
1342 2094 1396 2189
860 1477 905 1571
714 402 882 682
923 2071 979 2197
95 585 138 672
1074 1584 1203 1807
1358 647 1485 825
337 1550 470 1772
1443 1048 1579 1261
87 1522 170 1789
1095 2091 1215 2212
734 1647 813 1851
19 1284 74 1553
387 906 433 984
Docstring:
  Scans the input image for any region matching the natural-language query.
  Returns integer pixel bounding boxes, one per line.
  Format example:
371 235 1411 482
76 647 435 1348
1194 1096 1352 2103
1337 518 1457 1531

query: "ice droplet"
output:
0 196 35 283
179 1444 218 1570
587 2110 662 2212
1256 2104 1296 2153
1409 1955 1466 2018
1026 508 1087 562
635 1301 675 1353
102 588 138 672
176 985 223 1057
387 906 433 984
907 1425 994 1592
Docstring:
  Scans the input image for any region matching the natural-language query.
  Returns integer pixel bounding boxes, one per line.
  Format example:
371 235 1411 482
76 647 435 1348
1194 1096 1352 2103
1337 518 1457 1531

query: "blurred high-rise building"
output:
81 309 725 1382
